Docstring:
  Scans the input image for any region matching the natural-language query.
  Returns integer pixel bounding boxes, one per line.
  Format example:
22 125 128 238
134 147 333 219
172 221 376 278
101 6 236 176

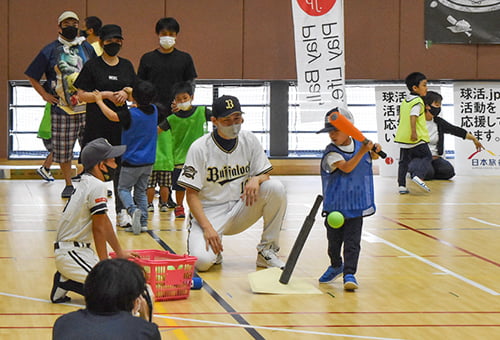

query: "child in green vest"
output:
394 72 433 194
158 81 211 218
146 121 175 213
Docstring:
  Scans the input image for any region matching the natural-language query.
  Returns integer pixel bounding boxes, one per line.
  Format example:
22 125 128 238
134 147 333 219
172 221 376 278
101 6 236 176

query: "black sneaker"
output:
167 197 177 209
50 272 71 303
61 185 75 198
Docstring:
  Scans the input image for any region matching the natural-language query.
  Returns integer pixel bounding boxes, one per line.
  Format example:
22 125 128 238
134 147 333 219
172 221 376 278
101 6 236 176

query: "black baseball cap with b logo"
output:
212 95 242 118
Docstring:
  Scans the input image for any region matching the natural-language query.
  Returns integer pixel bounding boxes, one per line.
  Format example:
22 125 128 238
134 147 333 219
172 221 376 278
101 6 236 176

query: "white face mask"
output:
217 123 241 139
176 101 192 111
159 36 176 49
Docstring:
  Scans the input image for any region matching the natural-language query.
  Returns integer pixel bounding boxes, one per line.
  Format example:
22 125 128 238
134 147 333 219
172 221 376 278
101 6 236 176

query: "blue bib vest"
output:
320 140 376 219
121 105 158 165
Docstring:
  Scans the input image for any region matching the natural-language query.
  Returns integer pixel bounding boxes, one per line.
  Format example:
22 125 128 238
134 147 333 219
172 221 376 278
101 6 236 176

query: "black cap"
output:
81 138 126 170
212 95 242 118
316 106 354 133
99 24 124 40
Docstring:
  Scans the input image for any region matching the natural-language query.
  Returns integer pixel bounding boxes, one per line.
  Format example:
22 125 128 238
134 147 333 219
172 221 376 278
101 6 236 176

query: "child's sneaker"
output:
318 264 344 283
343 274 359 291
117 209 132 228
131 209 141 235
398 186 410 194
256 249 285 269
61 185 75 198
167 195 177 209
159 203 169 212
174 206 185 218
37 166 54 181
147 203 154 212
141 226 148 232
411 176 430 192
50 272 70 303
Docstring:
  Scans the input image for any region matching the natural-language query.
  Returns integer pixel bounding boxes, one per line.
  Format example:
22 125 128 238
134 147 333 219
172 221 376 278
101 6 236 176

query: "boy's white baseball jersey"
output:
54 173 108 282
178 130 287 271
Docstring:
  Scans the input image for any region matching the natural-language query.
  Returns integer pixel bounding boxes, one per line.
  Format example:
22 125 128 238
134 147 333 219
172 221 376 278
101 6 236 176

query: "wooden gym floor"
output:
0 175 498 339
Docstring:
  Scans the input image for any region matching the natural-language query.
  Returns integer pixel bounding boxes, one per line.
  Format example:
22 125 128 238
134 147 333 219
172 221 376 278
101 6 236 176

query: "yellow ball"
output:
327 211 344 228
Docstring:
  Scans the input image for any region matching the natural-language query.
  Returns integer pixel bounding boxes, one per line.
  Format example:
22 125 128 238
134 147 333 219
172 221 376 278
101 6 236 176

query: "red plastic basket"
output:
110 250 197 301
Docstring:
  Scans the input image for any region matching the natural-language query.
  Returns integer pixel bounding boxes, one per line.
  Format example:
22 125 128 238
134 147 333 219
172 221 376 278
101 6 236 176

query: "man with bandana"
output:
423 90 484 180
50 138 139 303
25 11 97 198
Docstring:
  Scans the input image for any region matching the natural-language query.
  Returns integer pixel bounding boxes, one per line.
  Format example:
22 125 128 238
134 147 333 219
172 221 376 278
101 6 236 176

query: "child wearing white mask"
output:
157 82 211 219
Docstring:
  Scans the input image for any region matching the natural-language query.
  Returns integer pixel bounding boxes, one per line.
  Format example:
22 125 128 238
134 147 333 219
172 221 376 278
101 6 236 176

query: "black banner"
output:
425 0 500 44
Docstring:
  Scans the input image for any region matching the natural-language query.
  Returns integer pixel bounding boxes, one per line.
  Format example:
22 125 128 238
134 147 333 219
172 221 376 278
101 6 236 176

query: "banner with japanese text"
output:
291 0 345 122
375 86 439 177
454 82 500 175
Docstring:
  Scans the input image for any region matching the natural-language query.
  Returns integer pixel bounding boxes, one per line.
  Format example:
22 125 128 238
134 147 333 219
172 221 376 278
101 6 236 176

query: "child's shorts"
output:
147 170 172 188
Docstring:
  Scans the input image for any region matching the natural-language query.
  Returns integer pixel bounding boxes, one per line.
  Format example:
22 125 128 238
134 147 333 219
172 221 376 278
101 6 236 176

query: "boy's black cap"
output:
212 95 242 118
99 24 124 40
316 106 354 133
81 138 126 170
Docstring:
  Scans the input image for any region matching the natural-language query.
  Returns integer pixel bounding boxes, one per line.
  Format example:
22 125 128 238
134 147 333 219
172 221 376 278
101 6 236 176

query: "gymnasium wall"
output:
1 0 500 158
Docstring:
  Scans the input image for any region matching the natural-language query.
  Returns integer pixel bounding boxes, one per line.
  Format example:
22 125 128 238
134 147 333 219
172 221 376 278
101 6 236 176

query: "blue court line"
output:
146 230 266 340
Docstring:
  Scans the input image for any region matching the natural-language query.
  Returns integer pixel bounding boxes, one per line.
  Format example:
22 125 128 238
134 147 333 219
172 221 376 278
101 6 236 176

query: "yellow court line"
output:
154 301 189 340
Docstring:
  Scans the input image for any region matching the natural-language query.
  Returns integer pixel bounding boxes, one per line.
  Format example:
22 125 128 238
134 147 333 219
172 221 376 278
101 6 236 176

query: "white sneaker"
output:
411 176 430 192
37 166 54 182
215 253 223 265
256 249 285 269
141 226 148 232
398 186 410 194
117 209 132 228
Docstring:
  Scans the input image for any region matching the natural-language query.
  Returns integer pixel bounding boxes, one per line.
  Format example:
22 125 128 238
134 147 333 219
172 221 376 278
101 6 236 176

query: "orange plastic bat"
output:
328 110 387 158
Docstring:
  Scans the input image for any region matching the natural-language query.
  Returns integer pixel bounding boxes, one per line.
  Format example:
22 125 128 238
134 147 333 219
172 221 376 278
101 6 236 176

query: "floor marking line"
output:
363 232 499 296
0 292 83 308
148 230 266 340
154 315 406 340
382 216 500 267
468 217 500 227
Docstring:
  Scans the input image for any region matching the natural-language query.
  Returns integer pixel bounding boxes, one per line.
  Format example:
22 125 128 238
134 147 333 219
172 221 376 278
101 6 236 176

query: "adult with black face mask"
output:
80 16 103 56
25 11 97 198
423 91 484 180
74 24 137 229
50 138 139 304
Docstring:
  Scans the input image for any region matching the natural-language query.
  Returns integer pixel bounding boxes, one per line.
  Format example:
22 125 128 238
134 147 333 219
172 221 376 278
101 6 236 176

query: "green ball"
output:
327 211 344 228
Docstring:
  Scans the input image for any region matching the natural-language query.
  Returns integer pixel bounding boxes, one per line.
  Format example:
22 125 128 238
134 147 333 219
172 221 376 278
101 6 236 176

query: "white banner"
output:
375 85 439 177
291 0 345 122
454 82 500 175
375 86 406 176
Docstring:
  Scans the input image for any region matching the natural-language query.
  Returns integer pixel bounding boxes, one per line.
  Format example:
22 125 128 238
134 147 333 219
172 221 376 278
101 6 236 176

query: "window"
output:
8 80 454 159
